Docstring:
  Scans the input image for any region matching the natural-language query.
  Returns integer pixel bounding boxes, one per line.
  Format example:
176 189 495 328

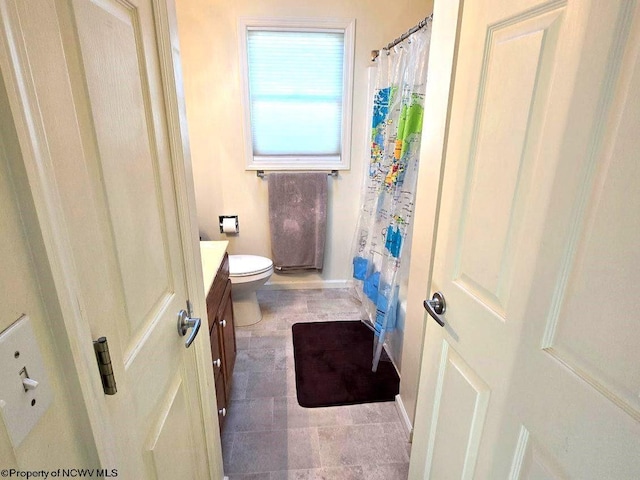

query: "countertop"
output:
200 241 229 296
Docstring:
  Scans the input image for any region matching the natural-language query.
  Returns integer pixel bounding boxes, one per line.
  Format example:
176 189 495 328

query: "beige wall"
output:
175 0 433 288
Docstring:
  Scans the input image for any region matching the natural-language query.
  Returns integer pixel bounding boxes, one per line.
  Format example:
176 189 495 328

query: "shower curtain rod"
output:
370 13 433 62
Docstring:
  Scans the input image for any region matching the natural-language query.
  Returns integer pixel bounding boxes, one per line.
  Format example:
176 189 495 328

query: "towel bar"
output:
256 170 339 178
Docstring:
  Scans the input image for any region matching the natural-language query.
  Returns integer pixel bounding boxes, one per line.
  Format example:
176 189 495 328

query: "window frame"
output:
238 17 355 171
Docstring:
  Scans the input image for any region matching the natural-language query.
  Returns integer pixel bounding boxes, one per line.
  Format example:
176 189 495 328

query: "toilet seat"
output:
229 255 273 277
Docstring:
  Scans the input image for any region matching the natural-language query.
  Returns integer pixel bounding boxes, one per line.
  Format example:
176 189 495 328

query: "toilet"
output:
228 255 274 326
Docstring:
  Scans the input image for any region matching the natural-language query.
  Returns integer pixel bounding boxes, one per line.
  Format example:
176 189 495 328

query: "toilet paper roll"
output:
222 217 238 234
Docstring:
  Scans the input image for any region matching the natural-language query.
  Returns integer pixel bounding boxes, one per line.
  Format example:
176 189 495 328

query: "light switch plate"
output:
0 315 53 447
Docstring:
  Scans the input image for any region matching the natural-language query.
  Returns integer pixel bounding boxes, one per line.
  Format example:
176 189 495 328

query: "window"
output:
239 18 355 170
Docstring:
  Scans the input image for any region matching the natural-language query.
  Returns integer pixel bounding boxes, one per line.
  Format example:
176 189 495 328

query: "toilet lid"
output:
229 255 273 277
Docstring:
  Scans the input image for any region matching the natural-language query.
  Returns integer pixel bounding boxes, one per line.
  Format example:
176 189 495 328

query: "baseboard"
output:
395 394 413 443
262 279 349 290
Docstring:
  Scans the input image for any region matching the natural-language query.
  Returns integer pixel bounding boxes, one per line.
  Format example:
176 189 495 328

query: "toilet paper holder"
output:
219 215 239 234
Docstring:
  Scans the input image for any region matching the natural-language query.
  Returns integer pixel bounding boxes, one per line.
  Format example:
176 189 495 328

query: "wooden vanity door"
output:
207 302 226 431
219 281 237 400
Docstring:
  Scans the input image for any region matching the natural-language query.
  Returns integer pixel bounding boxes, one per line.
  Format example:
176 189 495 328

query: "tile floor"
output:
222 288 412 480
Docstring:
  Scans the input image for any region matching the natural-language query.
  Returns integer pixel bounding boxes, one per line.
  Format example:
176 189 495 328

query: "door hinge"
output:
93 337 117 395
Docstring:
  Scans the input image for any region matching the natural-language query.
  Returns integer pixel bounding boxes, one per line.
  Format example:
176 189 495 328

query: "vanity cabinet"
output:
205 252 236 432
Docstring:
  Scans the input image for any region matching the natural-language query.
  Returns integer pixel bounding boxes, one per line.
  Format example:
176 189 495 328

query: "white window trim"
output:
238 17 355 171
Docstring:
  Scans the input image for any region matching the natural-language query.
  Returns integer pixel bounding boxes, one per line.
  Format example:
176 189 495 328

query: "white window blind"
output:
247 30 344 158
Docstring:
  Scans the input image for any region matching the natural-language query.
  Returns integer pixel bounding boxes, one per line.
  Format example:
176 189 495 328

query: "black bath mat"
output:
292 321 400 408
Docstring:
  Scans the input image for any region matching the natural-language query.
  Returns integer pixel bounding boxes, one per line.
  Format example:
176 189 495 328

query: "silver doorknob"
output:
213 358 221 368
218 407 226 417
423 291 446 327
177 309 201 348
220 319 227 328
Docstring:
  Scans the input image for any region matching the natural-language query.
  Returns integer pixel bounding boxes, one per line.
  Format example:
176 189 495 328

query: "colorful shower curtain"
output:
351 19 432 372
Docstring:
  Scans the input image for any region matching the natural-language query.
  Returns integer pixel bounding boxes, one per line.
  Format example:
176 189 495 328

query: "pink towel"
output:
268 172 328 272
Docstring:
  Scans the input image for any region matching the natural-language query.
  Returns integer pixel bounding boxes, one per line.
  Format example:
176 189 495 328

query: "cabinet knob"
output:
220 319 227 328
218 407 226 417
213 358 221 368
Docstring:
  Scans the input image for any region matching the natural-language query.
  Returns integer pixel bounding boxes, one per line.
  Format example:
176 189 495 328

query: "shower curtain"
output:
351 19 432 372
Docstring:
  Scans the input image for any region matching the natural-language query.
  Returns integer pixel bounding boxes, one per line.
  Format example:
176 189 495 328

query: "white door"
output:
0 1 217 478
409 0 640 478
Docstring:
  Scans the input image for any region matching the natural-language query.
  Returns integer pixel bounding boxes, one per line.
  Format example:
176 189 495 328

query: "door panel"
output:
71 0 194 439
510 428 567 480
0 0 214 476
409 0 640 478
74 0 173 346
541 70 640 417
147 376 199 480
73 0 175 350
9 0 211 476
427 342 489 480
454 7 563 318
